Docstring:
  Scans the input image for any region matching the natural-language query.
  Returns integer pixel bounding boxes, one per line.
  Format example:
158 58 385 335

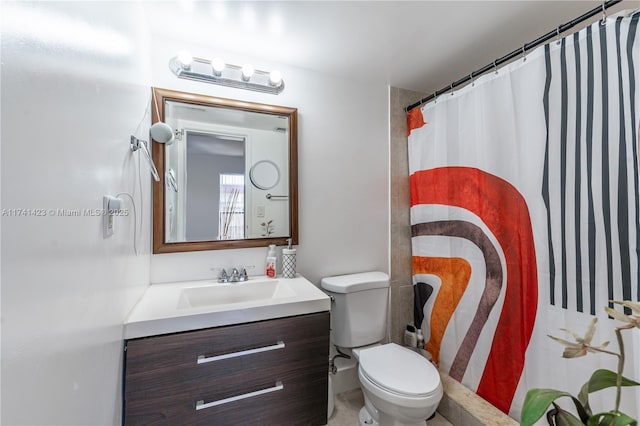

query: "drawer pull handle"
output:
195 381 284 411
197 341 285 364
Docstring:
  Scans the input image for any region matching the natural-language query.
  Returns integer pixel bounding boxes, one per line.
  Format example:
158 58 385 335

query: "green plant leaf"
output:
588 411 638 426
522 389 589 426
552 403 586 426
577 369 640 416
581 369 640 396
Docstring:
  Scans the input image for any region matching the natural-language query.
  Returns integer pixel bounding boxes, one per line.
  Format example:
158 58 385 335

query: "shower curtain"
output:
408 10 640 420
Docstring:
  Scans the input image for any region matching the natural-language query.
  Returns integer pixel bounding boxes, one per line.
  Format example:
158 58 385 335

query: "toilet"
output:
321 272 443 426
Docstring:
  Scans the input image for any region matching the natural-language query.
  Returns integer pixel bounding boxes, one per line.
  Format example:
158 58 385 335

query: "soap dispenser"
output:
266 244 277 278
282 238 296 279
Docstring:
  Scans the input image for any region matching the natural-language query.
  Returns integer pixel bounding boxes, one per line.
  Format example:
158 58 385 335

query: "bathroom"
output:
3 1 640 425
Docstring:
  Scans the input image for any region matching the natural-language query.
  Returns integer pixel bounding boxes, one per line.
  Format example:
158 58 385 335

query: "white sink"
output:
124 275 331 339
177 279 296 309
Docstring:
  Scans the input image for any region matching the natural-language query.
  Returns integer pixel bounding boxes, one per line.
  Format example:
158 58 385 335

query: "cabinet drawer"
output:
123 312 329 426
125 369 327 425
125 312 328 373
125 330 327 401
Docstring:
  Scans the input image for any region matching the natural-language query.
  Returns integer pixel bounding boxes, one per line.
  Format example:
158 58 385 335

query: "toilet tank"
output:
320 271 390 348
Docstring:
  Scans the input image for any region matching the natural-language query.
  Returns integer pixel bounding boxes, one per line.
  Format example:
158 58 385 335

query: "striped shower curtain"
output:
408 10 640 420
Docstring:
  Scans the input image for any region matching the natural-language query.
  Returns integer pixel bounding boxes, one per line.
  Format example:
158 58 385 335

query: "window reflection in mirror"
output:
152 87 298 253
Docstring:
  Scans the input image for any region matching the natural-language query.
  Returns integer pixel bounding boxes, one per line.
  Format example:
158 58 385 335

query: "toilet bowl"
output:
320 272 443 426
356 343 443 426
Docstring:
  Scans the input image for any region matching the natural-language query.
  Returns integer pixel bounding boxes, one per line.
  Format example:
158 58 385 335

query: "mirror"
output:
151 87 298 253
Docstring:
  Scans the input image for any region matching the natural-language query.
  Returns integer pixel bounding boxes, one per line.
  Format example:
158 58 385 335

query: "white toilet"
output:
321 272 443 426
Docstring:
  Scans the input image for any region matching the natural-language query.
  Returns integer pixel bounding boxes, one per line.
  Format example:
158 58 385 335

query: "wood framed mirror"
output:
151 87 298 253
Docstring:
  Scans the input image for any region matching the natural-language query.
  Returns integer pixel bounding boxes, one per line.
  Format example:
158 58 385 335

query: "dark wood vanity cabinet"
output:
123 312 330 425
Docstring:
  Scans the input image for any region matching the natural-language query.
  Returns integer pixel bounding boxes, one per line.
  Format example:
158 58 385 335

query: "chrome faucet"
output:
213 266 251 283
230 268 241 282
216 268 229 283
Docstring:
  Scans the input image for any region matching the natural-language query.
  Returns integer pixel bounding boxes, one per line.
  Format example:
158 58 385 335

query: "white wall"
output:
149 36 390 286
0 5 389 424
1 2 151 424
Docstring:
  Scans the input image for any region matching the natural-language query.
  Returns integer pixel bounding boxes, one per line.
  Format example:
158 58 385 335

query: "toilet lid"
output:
359 343 440 396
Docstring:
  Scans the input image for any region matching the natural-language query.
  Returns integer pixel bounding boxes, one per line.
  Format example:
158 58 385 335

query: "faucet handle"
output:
240 265 255 281
211 267 229 283
240 268 249 281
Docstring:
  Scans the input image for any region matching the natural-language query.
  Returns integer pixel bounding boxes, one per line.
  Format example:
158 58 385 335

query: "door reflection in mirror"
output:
165 130 246 242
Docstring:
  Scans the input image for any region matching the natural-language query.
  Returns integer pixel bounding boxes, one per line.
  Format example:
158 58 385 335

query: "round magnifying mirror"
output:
151 122 175 145
250 160 280 190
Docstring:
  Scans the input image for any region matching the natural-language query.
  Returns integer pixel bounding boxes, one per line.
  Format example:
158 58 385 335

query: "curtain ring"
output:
522 44 527 62
556 26 562 45
493 61 498 75
450 83 454 96
433 91 437 104
601 2 607 25
470 72 475 87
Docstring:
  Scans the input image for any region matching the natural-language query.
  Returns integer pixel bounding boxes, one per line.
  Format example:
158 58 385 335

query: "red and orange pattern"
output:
410 166 538 414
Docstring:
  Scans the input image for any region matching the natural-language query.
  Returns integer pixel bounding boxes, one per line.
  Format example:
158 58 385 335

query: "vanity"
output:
124 87 326 424
122 276 331 425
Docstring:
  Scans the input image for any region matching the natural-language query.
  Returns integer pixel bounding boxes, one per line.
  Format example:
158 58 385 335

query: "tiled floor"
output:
327 389 453 426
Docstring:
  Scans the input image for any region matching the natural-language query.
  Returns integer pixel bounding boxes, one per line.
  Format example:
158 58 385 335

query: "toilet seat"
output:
358 343 440 397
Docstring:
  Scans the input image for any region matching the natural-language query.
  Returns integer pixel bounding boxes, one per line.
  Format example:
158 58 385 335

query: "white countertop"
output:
124 275 331 339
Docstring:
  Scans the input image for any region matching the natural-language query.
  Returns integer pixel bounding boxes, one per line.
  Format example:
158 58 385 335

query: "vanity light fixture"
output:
211 57 225 76
177 50 193 70
169 53 285 94
241 63 254 81
269 70 283 87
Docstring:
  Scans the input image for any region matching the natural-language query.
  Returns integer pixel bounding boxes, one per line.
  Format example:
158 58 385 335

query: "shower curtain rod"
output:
405 0 623 112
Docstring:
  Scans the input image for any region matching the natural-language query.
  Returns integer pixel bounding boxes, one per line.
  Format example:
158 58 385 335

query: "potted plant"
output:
521 300 640 426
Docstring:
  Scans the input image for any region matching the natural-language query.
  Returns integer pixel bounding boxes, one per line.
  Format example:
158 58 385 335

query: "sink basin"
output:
177 279 297 309
124 275 331 339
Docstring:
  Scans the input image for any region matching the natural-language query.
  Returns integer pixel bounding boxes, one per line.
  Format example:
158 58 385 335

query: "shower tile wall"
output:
389 87 426 344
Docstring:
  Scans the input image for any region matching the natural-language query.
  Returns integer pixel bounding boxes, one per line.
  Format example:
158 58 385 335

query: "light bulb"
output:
241 63 254 81
269 70 283 87
211 57 225 76
177 50 193 69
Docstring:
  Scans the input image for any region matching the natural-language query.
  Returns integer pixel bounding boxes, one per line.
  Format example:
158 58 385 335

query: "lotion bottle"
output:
266 244 277 278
